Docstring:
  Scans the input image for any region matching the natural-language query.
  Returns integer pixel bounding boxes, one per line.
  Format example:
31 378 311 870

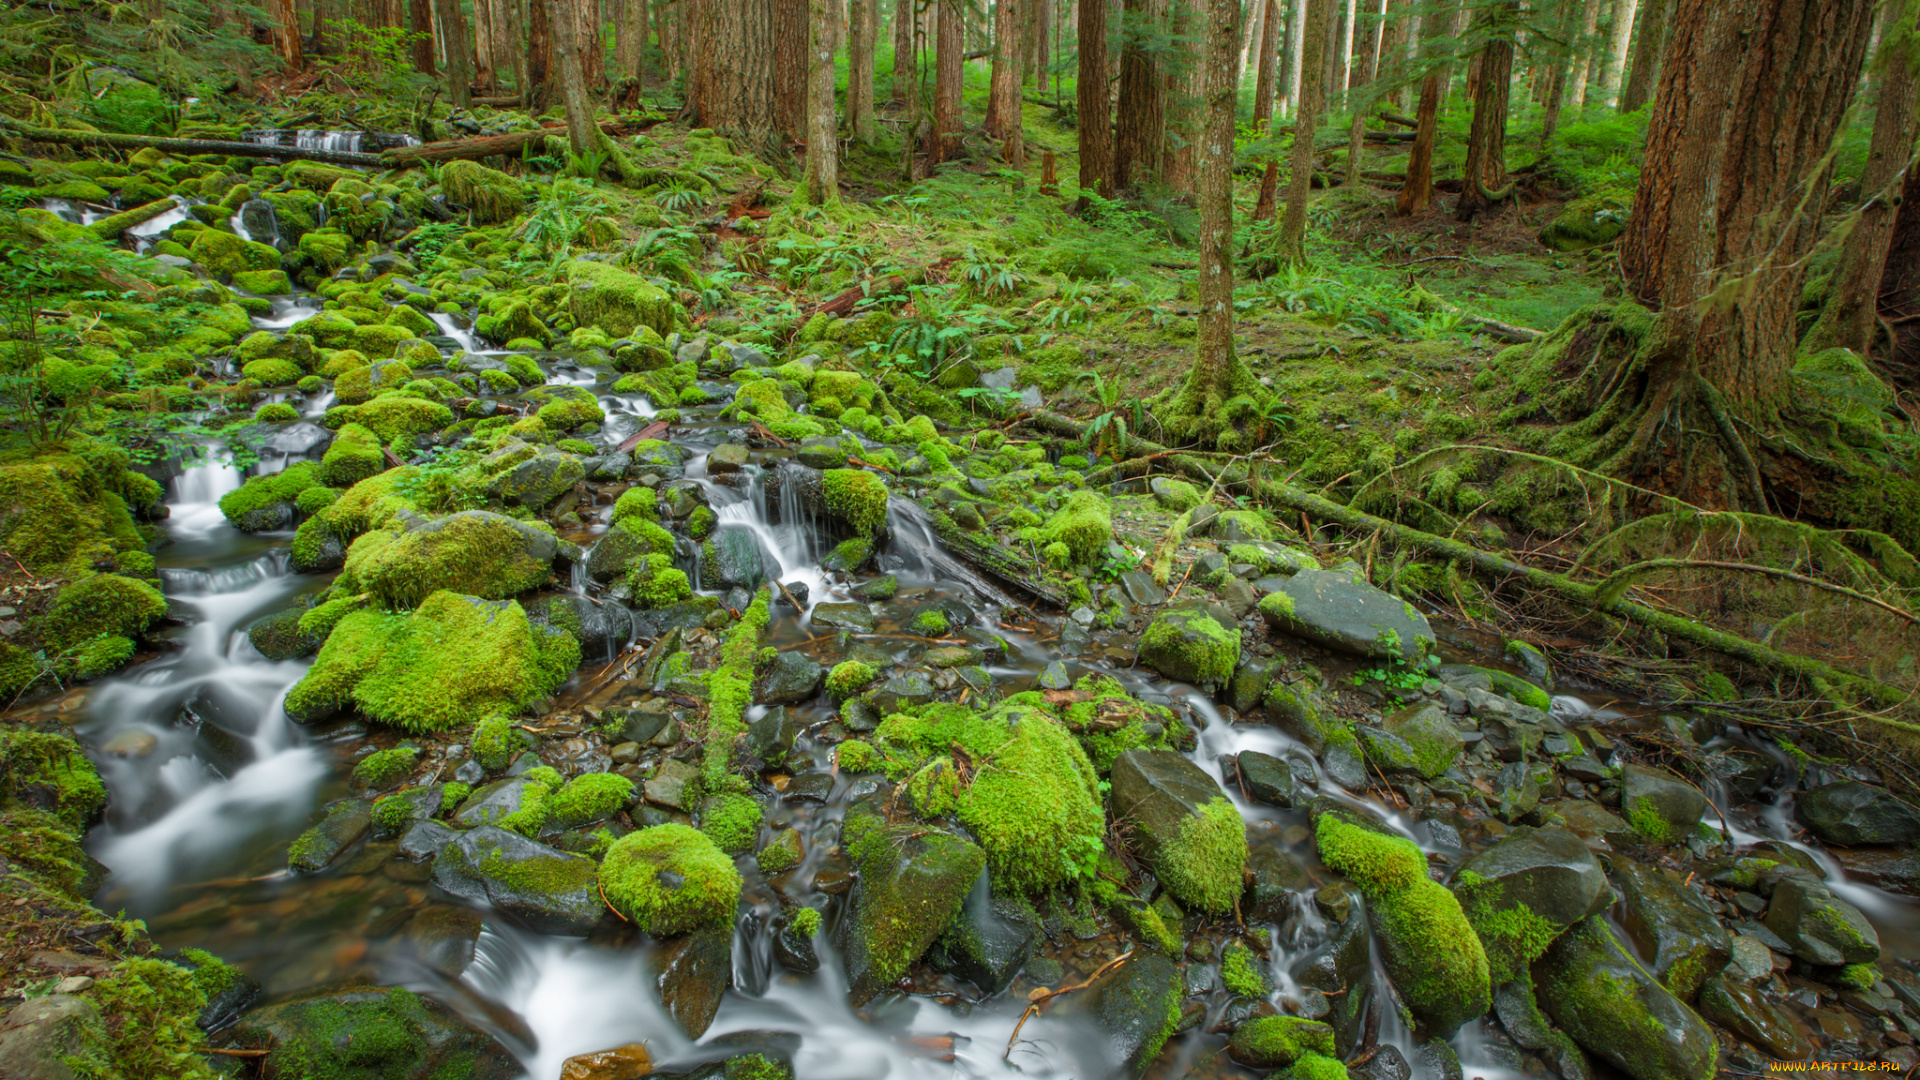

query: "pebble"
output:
102 730 156 757
52 976 94 994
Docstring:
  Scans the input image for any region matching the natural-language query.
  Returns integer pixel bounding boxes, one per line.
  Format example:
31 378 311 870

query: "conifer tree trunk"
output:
1808 0 1916 356
557 0 599 154
850 0 876 140
1278 0 1328 258
1596 0 1638 103
1619 0 1665 110
933 0 963 160
1112 0 1166 192
1077 0 1113 200
894 0 915 103
1283 0 1308 115
1033 0 1050 94
1156 0 1264 445
1336 0 1355 90
433 0 472 106
776 0 809 141
1250 0 1285 220
408 0 434 73
1566 0 1602 107
1453 2 1514 220
1162 0 1197 191
1877 165 1920 372
1538 0 1575 146
1394 68 1439 214
806 0 842 200
690 0 779 152
529 0 553 106
616 0 647 83
471 0 497 91
1343 0 1381 185
273 0 304 70
986 0 1026 161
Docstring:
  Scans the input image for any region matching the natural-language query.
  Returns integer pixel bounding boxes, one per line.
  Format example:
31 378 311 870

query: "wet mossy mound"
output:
598 823 743 936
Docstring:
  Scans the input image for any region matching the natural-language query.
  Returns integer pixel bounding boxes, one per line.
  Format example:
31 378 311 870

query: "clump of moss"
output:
836 740 882 772
320 422 387 488
702 588 771 791
92 957 214 1079
1057 675 1185 772
1 730 108 828
350 746 417 791
1037 490 1113 565
700 792 763 854
43 573 167 650
1154 796 1249 914
1221 939 1269 997
548 771 634 830
599 823 743 935
440 781 472 812
912 608 950 635
825 660 877 702
1227 1015 1336 1068
218 461 321 530
440 160 532 223
254 401 301 422
792 905 822 936
611 486 658 525
822 468 889 535
339 511 554 608
1316 813 1490 1035
471 713 524 771
284 591 579 731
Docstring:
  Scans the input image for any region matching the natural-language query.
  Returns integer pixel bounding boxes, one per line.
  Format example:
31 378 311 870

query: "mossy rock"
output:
440 160 531 224
1037 489 1113 565
1 730 108 830
283 590 580 731
1533 917 1718 1080
1136 606 1240 691
598 823 742 936
42 573 167 651
0 454 145 576
247 605 326 661
321 423 387 487
1109 749 1247 913
567 259 678 338
232 268 293 294
231 986 520 1080
188 227 281 277
218 461 321 532
1538 190 1631 252
836 814 986 1005
339 510 557 608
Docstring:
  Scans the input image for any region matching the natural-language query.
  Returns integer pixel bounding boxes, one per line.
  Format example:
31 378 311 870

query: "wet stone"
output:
1038 661 1073 690
431 825 603 936
451 777 540 828
1118 570 1167 606
646 759 702 810
1796 780 1920 847
849 575 899 601
233 987 521 1080
772 909 819 974
811 603 875 633
1237 751 1295 808
1534 917 1717 1080
707 443 749 473
1614 857 1731 1001
1258 568 1434 663
1699 976 1811 1060
289 798 372 872
1321 737 1369 790
1764 877 1880 966
755 651 824 706
1621 763 1709 843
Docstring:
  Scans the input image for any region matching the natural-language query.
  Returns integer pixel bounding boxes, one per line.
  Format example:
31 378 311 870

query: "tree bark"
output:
806 0 842 200
1279 0 1328 258
1162 0 1197 191
850 0 876 141
1566 0 1602 108
616 0 648 83
1808 0 1916 356
1597 0 1639 104
433 0 472 106
471 0 498 91
408 0 434 74
529 0 553 107
893 0 915 103
1453 2 1514 221
272 0 304 69
775 0 809 141
1393 74 1438 214
987 0 1025 158
1342 0 1382 185
690 0 780 152
1336 0 1355 90
1157 0 1262 445
1252 0 1281 125
1878 166 1920 373
932 0 963 161
1112 0 1166 191
556 0 600 156
1077 0 1113 200
1033 0 1051 94
1619 0 1666 110
1538 0 1575 146
1283 0 1308 116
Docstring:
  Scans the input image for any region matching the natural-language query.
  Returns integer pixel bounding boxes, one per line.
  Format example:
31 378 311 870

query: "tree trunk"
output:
529 0 553 106
1278 0 1328 258
1343 0 1382 185
1157 0 1263 445
433 0 472 106
776 0 809 141
1394 69 1439 214
272 0 304 69
1539 0 1575 146
1283 0 1308 117
471 0 497 91
1034 0 1051 94
1162 0 1197 191
1619 0 1666 110
690 0 780 152
1249 0 1284 220
1076 0 1113 200
1878 164 1920 374
1453 2 1514 221
1566 0 1602 108
933 0 963 161
616 0 647 83
408 0 434 74
1597 0 1639 104
1112 0 1166 191
1376 0 1402 107
556 0 600 155
1808 0 1916 355
850 0 876 141
987 0 1024 156
807 0 842 200
893 0 915 103
1336 0 1355 91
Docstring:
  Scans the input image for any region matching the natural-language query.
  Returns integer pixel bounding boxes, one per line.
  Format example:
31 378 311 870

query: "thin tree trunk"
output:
471 0 496 90
1235 0 1262 92
1596 0 1638 103
616 0 646 82
1077 0 1113 200
1376 0 1402 108
1343 0 1381 185
1567 0 1602 108
933 0 963 161
1619 0 1666 110
1034 0 1051 94
1454 2 1513 220
529 0 552 106
1112 0 1166 191
1249 0 1284 220
987 0 1026 160
1336 0 1355 91
1162 0 1198 191
433 0 472 106
893 0 914 103
775 0 808 141
807 0 842 200
1283 0 1307 116
1539 0 1575 146
1878 166 1920 372
1279 0 1328 259
273 0 304 69
851 0 877 141
408 0 434 73
1394 69 1439 214
1808 0 1916 355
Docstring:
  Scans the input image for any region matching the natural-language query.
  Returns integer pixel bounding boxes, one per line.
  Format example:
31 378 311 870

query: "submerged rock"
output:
654 922 733 1039
1065 952 1184 1080
288 798 372 872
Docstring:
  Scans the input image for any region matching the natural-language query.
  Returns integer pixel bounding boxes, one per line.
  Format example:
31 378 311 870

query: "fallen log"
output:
379 117 669 165
802 257 953 318
87 197 182 239
1018 409 1912 714
912 499 1068 607
0 117 386 168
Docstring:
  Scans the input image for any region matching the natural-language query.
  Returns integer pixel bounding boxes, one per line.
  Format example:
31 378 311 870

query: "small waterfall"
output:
598 391 658 448
430 311 490 355
231 198 284 251
257 295 323 330
709 462 830 616
43 197 108 225
167 450 246 541
125 195 196 251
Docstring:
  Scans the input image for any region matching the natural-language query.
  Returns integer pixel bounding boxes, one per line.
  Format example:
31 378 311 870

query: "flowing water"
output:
55 288 1920 1079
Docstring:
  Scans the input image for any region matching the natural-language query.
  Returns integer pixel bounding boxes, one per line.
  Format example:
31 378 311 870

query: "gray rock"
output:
584 522 656 583
1110 749 1246 912
288 798 372 872
1295 883 1374 1056
1620 763 1708 843
1764 877 1880 965
1322 735 1369 789
1698 977 1810 1060
869 670 936 712
1452 826 1609 982
1796 781 1920 847
707 443 750 473
246 605 323 661
929 870 1037 995
1244 840 1310 923
849 575 899 601
525 592 633 662
451 777 542 828
646 759 702 810
1065 952 1183 1080
1489 761 1541 822
1534 917 1718 1080
1229 657 1276 714
1614 858 1731 1001
1135 606 1240 690
1356 703 1461 778
370 785 444 839
654 922 733 1038
837 820 985 1005
432 825 603 935
1258 568 1435 663
1038 661 1072 690
1727 934 1773 983
398 820 459 861
700 527 767 592
796 438 848 469
756 651 824 706
1118 570 1167 606
0 995 104 1080
812 602 875 632
631 441 690 481
1237 751 1296 808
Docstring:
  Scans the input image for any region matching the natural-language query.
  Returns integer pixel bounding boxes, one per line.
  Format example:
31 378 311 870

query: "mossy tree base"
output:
1148 349 1276 452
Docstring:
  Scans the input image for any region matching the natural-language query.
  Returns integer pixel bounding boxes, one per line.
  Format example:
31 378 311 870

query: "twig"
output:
599 879 629 921
1004 951 1135 1058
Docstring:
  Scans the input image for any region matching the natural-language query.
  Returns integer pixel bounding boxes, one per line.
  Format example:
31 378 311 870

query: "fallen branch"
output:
380 117 666 165
802 258 953 319
1409 285 1542 343
0 117 386 168
1594 559 1919 625
1005 951 1134 1058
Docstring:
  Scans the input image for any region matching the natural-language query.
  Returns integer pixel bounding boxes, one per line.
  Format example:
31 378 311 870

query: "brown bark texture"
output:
932 0 963 161
986 0 1024 150
433 0 472 106
1619 0 1666 110
1112 0 1166 192
273 0 304 69
806 0 841 200
691 0 780 151
775 0 810 141
1453 3 1513 221
1278 0 1328 259
1393 69 1438 214
1077 0 1113 199
409 0 434 74
850 0 876 141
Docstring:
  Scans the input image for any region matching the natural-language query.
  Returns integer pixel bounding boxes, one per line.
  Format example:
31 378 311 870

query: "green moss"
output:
822 468 889 536
284 591 579 732
297 595 365 643
255 401 301 423
1456 872 1561 984
242 358 303 385
700 792 763 854
1153 796 1248 914
1284 1052 1352 1080
1830 962 1882 990
1228 1015 1336 1068
1212 510 1274 541
836 739 883 772
611 486 658 525
549 772 634 830
1037 490 1113 565
1221 940 1269 997
912 608 951 635
440 160 532 223
792 905 822 936
341 512 554 608
43 573 167 650
322 423 387 487
825 660 877 702
495 776 554 837
218 461 321 528
1137 608 1240 688
440 781 472 813
638 566 693 608
91 957 215 1079
702 588 772 790
567 259 677 337
1 731 107 829
599 823 743 935
472 713 524 770
351 746 418 791
1627 799 1680 844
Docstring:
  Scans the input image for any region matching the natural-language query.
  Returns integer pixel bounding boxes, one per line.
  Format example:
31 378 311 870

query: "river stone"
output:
1244 841 1311 924
0 995 106 1080
773 908 819 973
1296 883 1373 1055
1229 657 1276 714
1546 799 1634 845
1452 826 1609 983
1135 606 1240 690
489 451 586 508
432 825 603 936
1066 951 1184 1080
1478 711 1545 763
755 650 824 705
1764 877 1880 965
1237 751 1295 808
1533 917 1717 1080
584 523 656 583
232 986 519 1080
1321 734 1369 790
1038 661 1072 690
700 527 766 591
849 574 899 601
1697 976 1809 1060
654 922 733 1038
812 602 875 633
707 443 749 473
1621 764 1708 843
1118 570 1168 606
289 798 372 872
1110 749 1247 913
559 1043 653 1080
398 820 459 861
1227 1015 1336 1068
1613 858 1730 1001
527 593 633 663
400 905 485 977
451 777 541 828
868 670 936 712
646 759 702 811
247 605 324 660
837 823 986 1005
1796 781 1920 847
746 707 801 770
371 785 444 839
1257 568 1434 663
1357 704 1461 779
928 870 1037 996
1490 978 1591 1080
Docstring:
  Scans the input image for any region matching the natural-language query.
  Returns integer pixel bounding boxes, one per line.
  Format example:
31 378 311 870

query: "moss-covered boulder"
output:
1 730 108 830
1315 809 1489 1037
431 824 603 936
869 696 1104 893
218 461 321 532
836 812 986 1005
1227 1015 1337 1068
821 467 889 536
1533 917 1717 1080
42 574 166 651
288 797 373 871
1620 764 1708 843
1135 606 1240 691
0 454 148 576
1538 189 1630 252
1614 858 1732 1001
1355 703 1462 779
1763 877 1880 966
1258 568 1435 663
334 357 412 405
340 510 557 608
1038 489 1113 565
439 160 531 224
1451 826 1609 985
247 605 325 661
598 823 742 935
230 986 520 1080
333 396 455 442
232 268 293 294
1109 749 1247 913
567 259 677 338
188 227 281 277
486 451 585 508
321 422 386 487
284 591 580 731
